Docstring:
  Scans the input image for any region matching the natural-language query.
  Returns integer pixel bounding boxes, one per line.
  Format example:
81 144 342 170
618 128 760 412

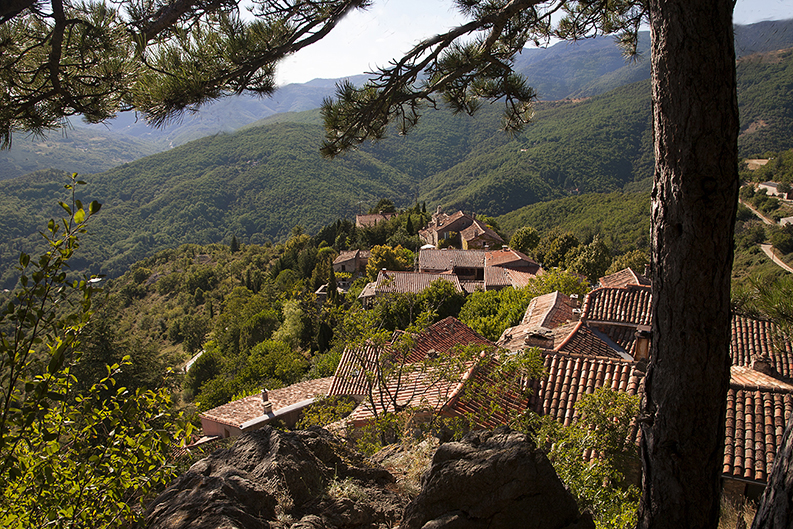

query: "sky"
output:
273 0 793 85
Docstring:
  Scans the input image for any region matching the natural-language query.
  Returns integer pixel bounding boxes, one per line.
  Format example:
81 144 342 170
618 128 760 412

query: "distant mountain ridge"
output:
0 19 791 286
1 19 790 181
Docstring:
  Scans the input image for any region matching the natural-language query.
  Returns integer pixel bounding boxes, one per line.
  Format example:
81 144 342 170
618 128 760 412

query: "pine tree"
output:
328 266 338 304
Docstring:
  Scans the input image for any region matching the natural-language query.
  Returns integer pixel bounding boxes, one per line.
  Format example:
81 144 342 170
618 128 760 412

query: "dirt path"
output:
760 244 793 274
740 199 776 226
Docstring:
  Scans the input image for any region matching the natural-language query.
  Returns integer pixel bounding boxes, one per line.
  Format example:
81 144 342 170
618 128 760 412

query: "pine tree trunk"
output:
638 1 739 528
752 412 793 529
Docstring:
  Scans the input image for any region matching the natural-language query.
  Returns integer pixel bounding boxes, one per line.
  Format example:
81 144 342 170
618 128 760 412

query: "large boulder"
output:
145 426 407 529
400 427 595 529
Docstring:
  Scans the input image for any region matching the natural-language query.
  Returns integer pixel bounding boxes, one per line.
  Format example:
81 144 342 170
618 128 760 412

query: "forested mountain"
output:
1 20 789 182
738 47 793 156
2 37 793 286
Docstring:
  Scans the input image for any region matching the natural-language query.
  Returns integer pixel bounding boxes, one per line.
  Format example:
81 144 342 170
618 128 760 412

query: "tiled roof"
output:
348 364 473 423
484 266 512 289
408 316 494 362
333 250 358 265
506 269 541 289
449 356 534 428
522 291 576 328
582 286 652 326
497 321 577 353
418 248 486 271
723 384 793 482
731 314 793 379
555 322 630 360
460 220 504 243
340 318 494 422
594 323 643 357
200 377 333 427
598 268 651 288
375 270 463 295
731 366 793 392
438 210 468 228
486 248 542 272
328 345 382 397
330 318 493 398
525 352 644 427
356 213 396 227
460 280 485 294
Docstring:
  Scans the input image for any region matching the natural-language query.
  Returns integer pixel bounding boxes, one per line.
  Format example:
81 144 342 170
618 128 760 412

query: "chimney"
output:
634 328 651 361
752 355 774 376
262 389 273 413
569 293 580 308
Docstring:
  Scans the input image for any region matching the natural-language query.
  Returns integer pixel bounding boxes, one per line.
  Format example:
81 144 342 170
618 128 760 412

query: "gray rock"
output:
400 427 595 529
145 426 406 529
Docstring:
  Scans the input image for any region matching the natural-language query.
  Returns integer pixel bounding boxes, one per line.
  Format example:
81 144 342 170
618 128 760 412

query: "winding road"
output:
740 199 793 274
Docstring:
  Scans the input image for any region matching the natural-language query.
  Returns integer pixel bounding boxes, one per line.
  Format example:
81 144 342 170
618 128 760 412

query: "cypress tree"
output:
230 235 240 253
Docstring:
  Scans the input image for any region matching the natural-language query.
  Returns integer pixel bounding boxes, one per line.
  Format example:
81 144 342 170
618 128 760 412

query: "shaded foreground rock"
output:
145 426 407 529
401 427 594 529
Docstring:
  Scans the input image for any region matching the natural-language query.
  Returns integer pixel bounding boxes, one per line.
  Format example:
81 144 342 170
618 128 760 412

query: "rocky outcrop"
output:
401 427 594 529
145 426 407 529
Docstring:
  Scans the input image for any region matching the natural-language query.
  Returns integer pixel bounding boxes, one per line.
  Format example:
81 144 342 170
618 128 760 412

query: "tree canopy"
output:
0 0 648 150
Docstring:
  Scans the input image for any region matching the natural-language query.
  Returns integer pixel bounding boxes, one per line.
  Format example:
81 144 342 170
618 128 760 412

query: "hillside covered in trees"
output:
2 40 792 286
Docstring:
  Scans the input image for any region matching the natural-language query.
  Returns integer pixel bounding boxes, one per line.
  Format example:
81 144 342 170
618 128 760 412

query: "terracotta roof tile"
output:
555 322 630 360
526 353 644 426
407 316 493 362
582 286 652 326
328 345 381 397
731 314 793 379
375 270 463 295
356 213 396 228
418 249 486 271
598 268 651 288
497 321 577 353
200 377 333 428
484 266 513 289
460 220 504 244
460 280 485 294
486 248 537 267
723 386 793 482
595 324 642 356
330 317 493 399
522 291 577 328
449 356 534 428
507 269 541 288
348 365 473 423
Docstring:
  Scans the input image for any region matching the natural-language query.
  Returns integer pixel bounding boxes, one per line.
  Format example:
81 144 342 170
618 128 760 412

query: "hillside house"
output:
200 377 332 439
416 247 543 292
333 249 370 275
460 220 504 249
419 207 505 249
357 270 464 308
356 212 396 228
418 248 486 279
758 181 789 200
328 317 496 427
344 268 793 499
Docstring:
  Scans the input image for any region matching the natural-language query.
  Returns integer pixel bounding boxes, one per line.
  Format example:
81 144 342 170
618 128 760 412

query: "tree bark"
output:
638 1 739 528
752 413 793 529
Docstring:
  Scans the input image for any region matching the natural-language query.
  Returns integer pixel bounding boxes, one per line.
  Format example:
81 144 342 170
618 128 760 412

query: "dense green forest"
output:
0 23 790 290
0 128 160 180
737 48 793 156
1 19 789 184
